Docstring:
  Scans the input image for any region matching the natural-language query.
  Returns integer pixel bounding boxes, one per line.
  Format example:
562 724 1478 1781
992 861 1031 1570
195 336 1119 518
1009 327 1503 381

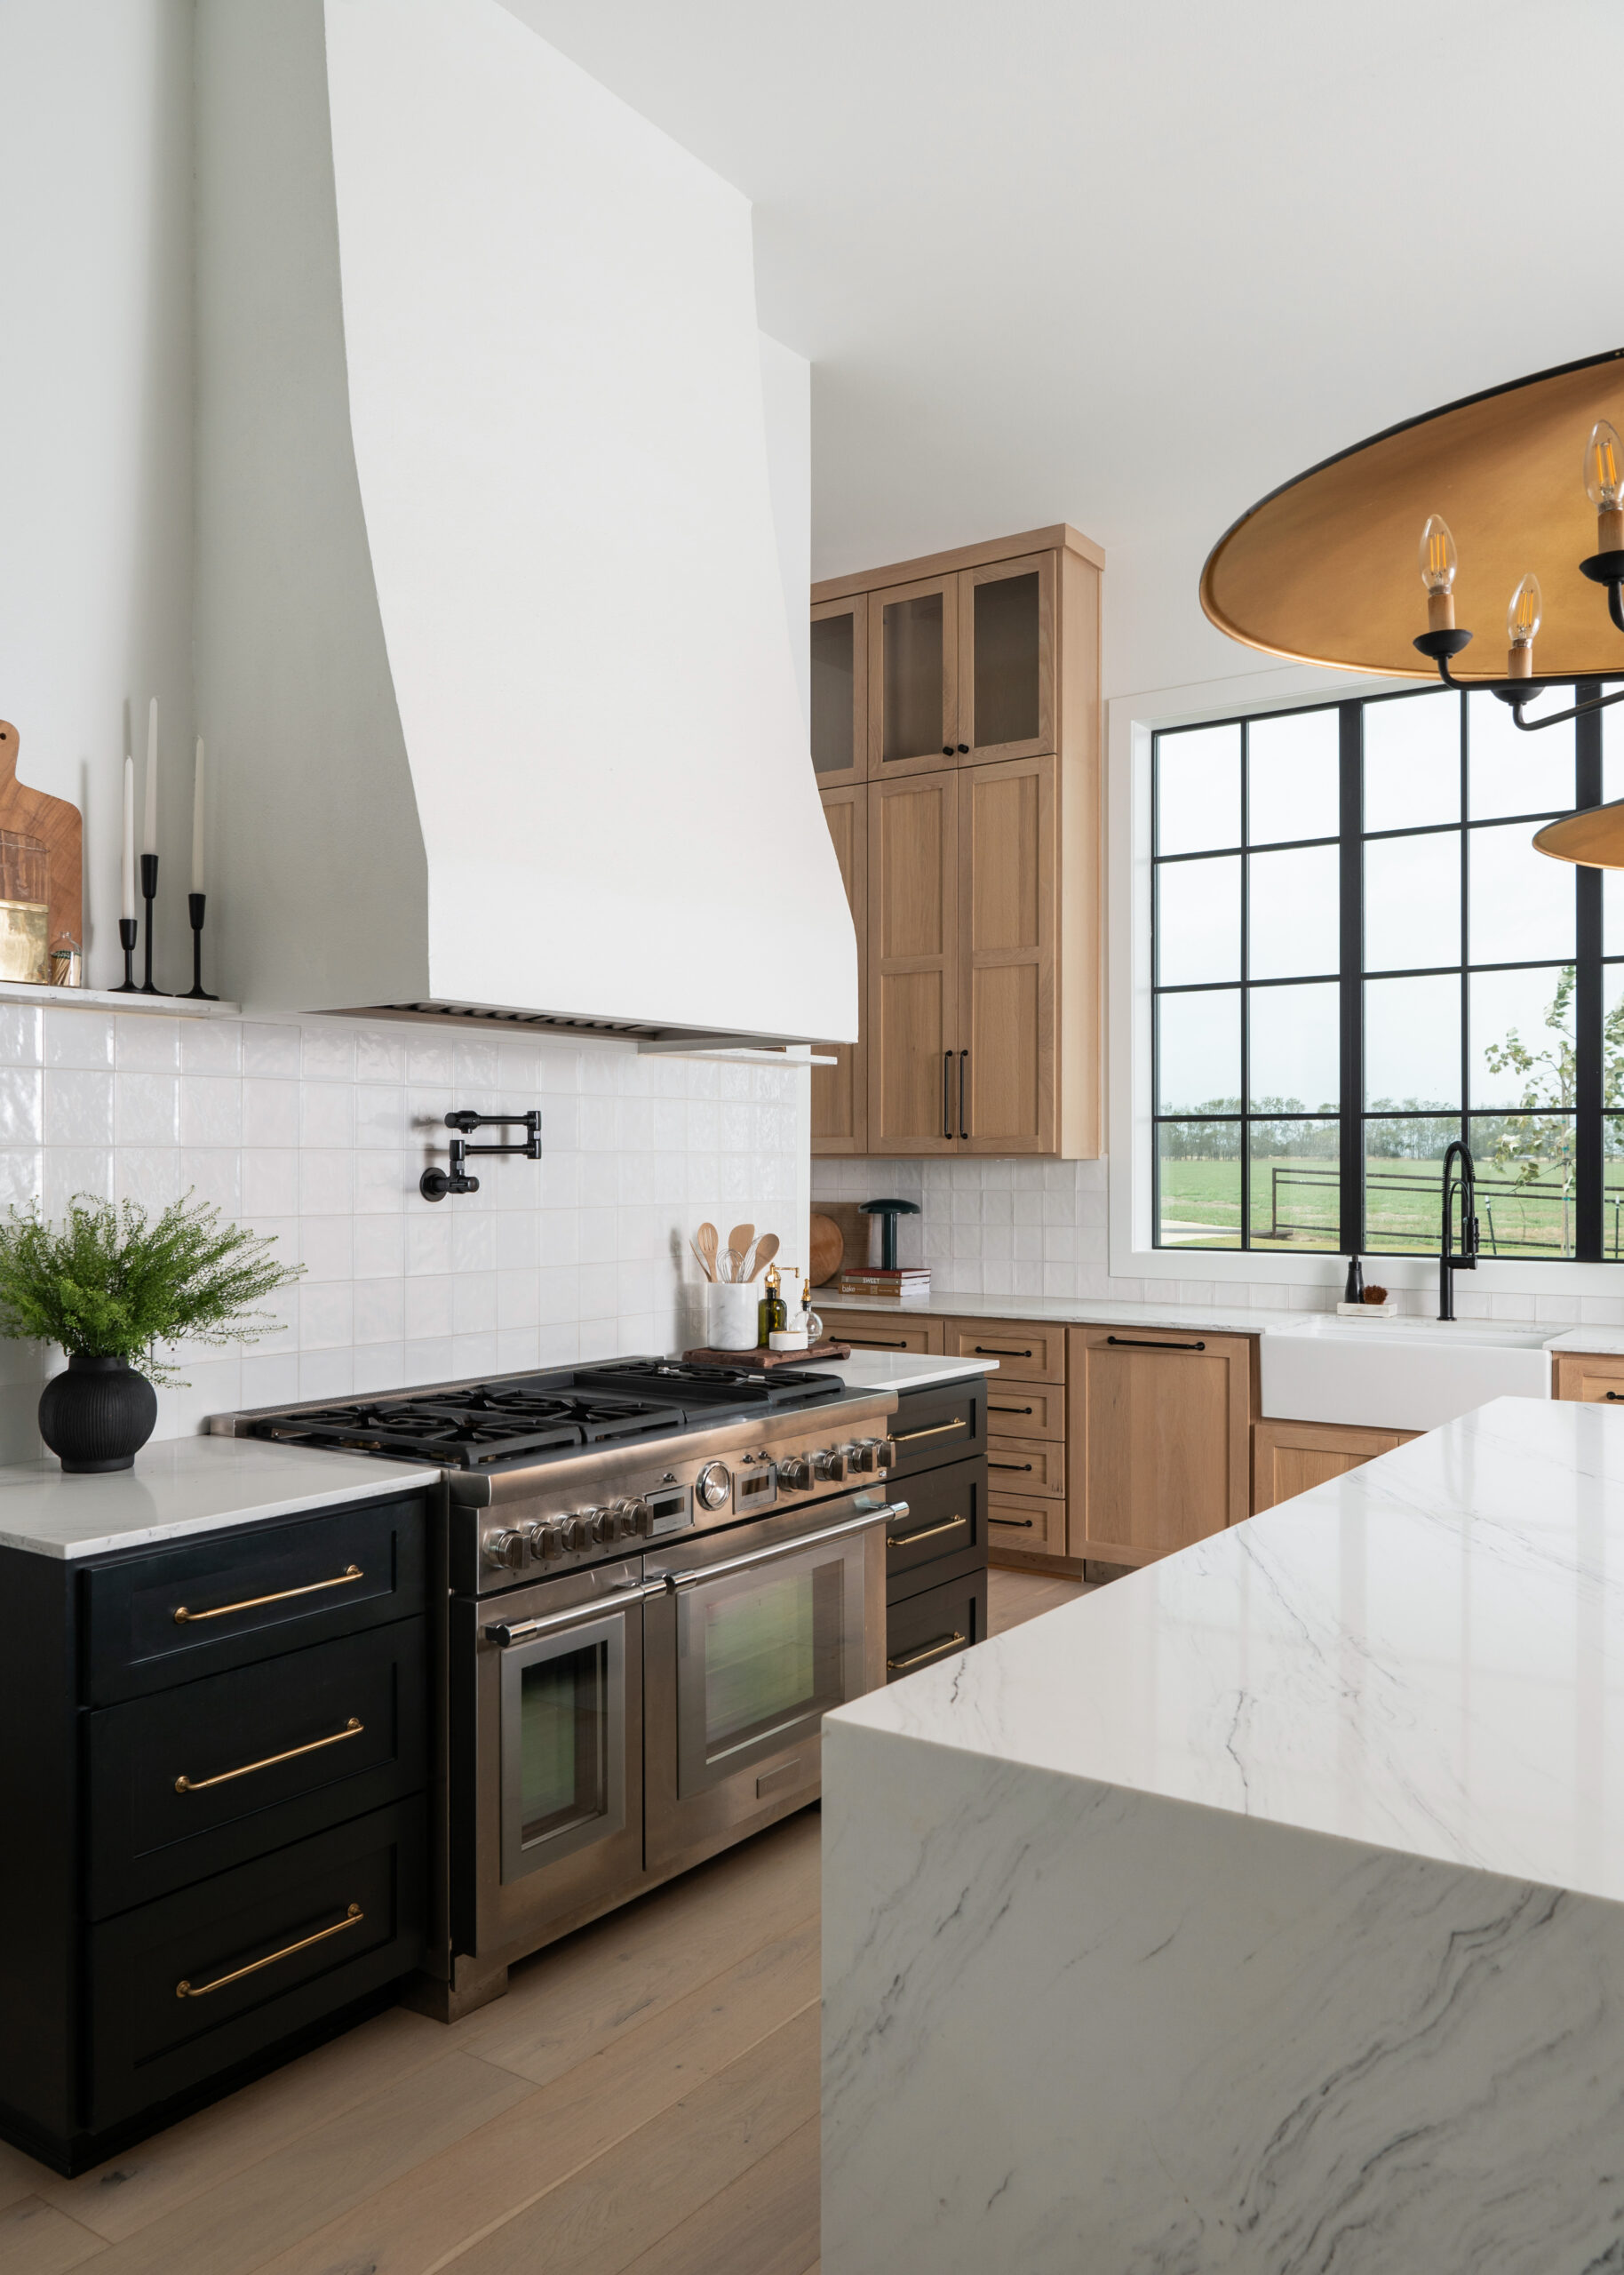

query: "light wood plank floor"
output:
0 1567 1085 2275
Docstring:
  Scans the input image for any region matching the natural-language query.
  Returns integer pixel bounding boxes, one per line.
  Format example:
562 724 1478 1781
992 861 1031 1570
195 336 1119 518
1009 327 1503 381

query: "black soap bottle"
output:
1343 1254 1364 1305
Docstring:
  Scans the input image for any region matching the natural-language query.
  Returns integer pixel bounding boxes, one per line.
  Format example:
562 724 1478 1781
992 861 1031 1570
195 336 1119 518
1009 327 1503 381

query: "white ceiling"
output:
498 0 1619 698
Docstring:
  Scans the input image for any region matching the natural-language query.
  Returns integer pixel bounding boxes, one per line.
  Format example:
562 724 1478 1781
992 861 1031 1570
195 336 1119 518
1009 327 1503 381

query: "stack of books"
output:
838 1265 930 1298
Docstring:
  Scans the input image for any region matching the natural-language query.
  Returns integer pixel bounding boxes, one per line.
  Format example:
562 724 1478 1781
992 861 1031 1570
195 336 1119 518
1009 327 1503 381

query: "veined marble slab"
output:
822 1395 1624 2272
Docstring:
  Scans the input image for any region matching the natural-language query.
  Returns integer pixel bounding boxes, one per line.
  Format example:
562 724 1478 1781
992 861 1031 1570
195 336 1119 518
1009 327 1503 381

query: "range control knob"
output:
527 1521 566 1561
848 1440 878 1473
813 1447 848 1484
778 1455 813 1491
484 1529 526 1571
696 1461 732 1511
589 1507 619 1545
614 1497 653 1538
562 1513 593 1552
873 1437 897 1471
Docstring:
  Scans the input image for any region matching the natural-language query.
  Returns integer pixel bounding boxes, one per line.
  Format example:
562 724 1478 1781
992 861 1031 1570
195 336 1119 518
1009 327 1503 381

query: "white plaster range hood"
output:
194 0 856 1049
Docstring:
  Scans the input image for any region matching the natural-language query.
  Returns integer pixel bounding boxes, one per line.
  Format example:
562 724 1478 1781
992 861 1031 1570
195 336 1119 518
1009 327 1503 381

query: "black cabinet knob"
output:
957 742 969 753
942 745 953 756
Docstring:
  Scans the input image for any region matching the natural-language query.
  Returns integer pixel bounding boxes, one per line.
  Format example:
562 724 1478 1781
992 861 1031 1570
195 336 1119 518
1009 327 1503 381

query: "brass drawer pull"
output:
891 1418 965 1442
176 1903 364 1999
888 1515 966 1548
888 1631 967 1672
974 1345 1033 1358
173 1565 364 1624
989 1403 1034 1415
1105 1335 1206 1353
175 1718 364 1794
990 1514 1035 1529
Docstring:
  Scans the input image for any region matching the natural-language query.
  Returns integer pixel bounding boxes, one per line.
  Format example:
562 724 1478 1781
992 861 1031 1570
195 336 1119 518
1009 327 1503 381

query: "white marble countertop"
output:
0 1435 442 1560
832 1394 1624 1906
811 1350 997 1395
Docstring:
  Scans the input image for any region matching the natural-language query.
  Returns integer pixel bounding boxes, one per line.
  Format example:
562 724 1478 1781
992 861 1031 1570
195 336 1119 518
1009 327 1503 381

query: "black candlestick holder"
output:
139 853 164 995
184 892 217 1000
115 916 139 994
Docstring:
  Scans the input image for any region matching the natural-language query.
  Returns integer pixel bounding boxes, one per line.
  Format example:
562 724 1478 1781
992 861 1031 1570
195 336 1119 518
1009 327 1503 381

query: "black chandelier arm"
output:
1425 645 1624 731
1611 580 1624 637
1506 683 1624 733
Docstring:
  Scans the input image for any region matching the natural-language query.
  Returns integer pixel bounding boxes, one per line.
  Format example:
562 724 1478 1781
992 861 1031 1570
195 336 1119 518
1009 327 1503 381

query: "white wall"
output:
0 0 195 988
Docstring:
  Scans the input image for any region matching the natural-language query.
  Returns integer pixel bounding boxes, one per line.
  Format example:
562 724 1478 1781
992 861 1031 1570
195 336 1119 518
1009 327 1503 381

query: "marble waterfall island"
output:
822 1396 1624 2274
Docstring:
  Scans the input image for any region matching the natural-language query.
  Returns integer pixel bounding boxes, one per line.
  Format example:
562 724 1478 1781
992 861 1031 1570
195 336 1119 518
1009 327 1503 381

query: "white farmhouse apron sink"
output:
1260 1316 1553 1433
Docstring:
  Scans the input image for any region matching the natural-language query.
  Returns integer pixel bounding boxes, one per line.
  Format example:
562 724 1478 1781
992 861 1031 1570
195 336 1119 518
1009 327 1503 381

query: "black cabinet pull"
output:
975 1345 1033 1358
990 1514 1035 1529
943 1050 952 1140
1105 1335 1206 1353
853 1337 908 1349
1606 1391 1624 1401
959 1050 968 1139
989 1460 1033 1473
989 1403 1033 1415
956 742 969 754
942 745 954 757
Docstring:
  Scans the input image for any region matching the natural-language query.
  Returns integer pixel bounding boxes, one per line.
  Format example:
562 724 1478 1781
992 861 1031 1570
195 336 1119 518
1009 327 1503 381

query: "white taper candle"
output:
122 756 136 921
191 738 205 895
143 696 158 857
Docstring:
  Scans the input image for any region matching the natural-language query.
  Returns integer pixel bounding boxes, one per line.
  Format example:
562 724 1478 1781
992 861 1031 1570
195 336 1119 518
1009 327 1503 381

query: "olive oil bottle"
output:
757 1262 786 1347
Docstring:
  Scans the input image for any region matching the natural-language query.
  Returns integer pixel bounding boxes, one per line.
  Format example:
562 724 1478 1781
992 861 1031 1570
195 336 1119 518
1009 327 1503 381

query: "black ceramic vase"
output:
38 1354 158 1474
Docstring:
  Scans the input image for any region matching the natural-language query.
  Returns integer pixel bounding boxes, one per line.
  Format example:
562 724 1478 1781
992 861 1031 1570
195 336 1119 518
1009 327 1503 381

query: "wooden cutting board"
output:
0 722 82 976
809 1212 845 1287
681 1342 853 1370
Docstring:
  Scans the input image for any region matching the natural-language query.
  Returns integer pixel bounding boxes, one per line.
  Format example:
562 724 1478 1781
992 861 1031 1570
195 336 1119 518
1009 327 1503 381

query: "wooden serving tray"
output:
681 1342 853 1370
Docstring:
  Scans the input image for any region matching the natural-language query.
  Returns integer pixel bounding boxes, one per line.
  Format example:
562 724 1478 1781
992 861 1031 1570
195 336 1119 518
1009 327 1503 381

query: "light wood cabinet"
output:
987 1439 1065 1497
811 786 867 1153
987 1490 1065 1555
1552 1351 1624 1402
810 595 867 787
810 525 1102 1161
1069 1326 1253 1565
945 1319 1066 1382
981 1383 1066 1441
832 1310 945 1357
1251 1418 1417 1513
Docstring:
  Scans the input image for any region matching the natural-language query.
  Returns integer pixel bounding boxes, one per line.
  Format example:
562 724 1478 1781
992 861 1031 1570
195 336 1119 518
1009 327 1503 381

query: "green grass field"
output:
1158 1154 1605 1257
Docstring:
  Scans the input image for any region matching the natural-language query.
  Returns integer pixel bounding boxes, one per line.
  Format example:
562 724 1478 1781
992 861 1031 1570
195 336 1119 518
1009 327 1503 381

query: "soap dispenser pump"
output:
1343 1255 1364 1305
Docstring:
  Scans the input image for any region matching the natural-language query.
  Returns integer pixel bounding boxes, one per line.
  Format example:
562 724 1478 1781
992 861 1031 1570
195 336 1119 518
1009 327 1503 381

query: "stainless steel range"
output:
214 1360 905 2018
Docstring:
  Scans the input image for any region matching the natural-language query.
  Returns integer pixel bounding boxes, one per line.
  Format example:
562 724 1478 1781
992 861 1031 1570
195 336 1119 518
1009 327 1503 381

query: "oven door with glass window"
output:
460 1560 651 1960
642 1488 894 1878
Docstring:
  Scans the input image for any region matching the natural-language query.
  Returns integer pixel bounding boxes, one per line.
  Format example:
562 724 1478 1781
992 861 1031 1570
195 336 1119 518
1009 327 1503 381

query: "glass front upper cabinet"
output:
810 596 867 785
861 555 1056 777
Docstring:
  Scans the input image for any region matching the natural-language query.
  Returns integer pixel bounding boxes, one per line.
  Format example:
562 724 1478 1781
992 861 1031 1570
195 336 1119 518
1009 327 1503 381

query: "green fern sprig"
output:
0 1194 303 1387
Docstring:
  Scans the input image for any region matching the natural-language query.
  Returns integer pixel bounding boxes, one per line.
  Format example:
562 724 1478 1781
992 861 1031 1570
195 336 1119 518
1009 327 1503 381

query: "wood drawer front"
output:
1251 1420 1415 1513
946 1319 1065 1383
88 1799 426 2132
982 1383 1064 1441
886 1566 988 1683
885 1456 984 1590
84 1492 428 1704
1553 1353 1624 1402
887 1380 987 1481
986 1437 1063 1497
86 1619 427 1920
832 1310 944 1355
987 1489 1066 1555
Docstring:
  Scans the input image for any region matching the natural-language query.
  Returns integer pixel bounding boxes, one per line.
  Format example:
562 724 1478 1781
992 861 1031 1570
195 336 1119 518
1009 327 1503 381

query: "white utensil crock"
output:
707 1281 760 1351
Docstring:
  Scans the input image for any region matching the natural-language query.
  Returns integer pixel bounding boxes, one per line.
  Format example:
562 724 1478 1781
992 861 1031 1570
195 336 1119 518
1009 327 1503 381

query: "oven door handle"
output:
657 1501 908 1592
482 1579 665 1649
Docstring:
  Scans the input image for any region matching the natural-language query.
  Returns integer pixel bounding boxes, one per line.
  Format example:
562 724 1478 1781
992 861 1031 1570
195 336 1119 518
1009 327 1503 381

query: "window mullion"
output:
1338 702 1363 1257
1576 681 1603 1260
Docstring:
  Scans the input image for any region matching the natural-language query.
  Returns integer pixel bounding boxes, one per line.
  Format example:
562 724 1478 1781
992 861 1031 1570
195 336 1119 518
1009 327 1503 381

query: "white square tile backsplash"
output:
0 1004 806 1464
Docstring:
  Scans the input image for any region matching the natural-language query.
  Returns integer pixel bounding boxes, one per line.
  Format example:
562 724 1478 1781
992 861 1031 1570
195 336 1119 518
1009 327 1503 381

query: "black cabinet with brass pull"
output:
0 1487 430 2175
882 1383 988 1674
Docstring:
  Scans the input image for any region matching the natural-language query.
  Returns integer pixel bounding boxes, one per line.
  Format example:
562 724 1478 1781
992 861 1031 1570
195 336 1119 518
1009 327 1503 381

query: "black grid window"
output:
1151 683 1617 1260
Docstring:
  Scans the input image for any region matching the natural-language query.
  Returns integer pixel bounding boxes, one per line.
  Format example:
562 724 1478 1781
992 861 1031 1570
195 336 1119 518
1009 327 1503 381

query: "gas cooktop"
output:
239 1359 848 1470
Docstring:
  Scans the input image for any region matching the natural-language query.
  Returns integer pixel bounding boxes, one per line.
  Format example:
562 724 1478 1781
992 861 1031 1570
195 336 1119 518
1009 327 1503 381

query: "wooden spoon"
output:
726 1223 755 1260
693 1223 719 1282
747 1233 780 1281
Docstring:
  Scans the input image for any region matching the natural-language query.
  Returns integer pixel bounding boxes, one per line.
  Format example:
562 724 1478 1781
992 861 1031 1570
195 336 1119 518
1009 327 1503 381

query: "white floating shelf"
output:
0 982 242 1019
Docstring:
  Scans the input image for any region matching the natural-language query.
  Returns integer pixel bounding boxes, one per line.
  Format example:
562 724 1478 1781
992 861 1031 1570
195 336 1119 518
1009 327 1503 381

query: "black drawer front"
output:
885 1457 985 1589
86 1618 427 1919
84 1492 428 1704
886 1382 986 1482
88 1800 425 2131
885 1568 988 1683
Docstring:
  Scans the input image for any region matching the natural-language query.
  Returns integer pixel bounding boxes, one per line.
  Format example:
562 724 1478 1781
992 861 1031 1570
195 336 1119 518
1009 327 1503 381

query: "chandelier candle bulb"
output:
1419 513 1458 632
1585 419 1624 553
1507 572 1542 677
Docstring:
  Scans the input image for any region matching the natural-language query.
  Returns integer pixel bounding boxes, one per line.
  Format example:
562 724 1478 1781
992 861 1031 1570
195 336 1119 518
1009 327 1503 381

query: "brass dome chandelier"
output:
1199 345 1624 870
